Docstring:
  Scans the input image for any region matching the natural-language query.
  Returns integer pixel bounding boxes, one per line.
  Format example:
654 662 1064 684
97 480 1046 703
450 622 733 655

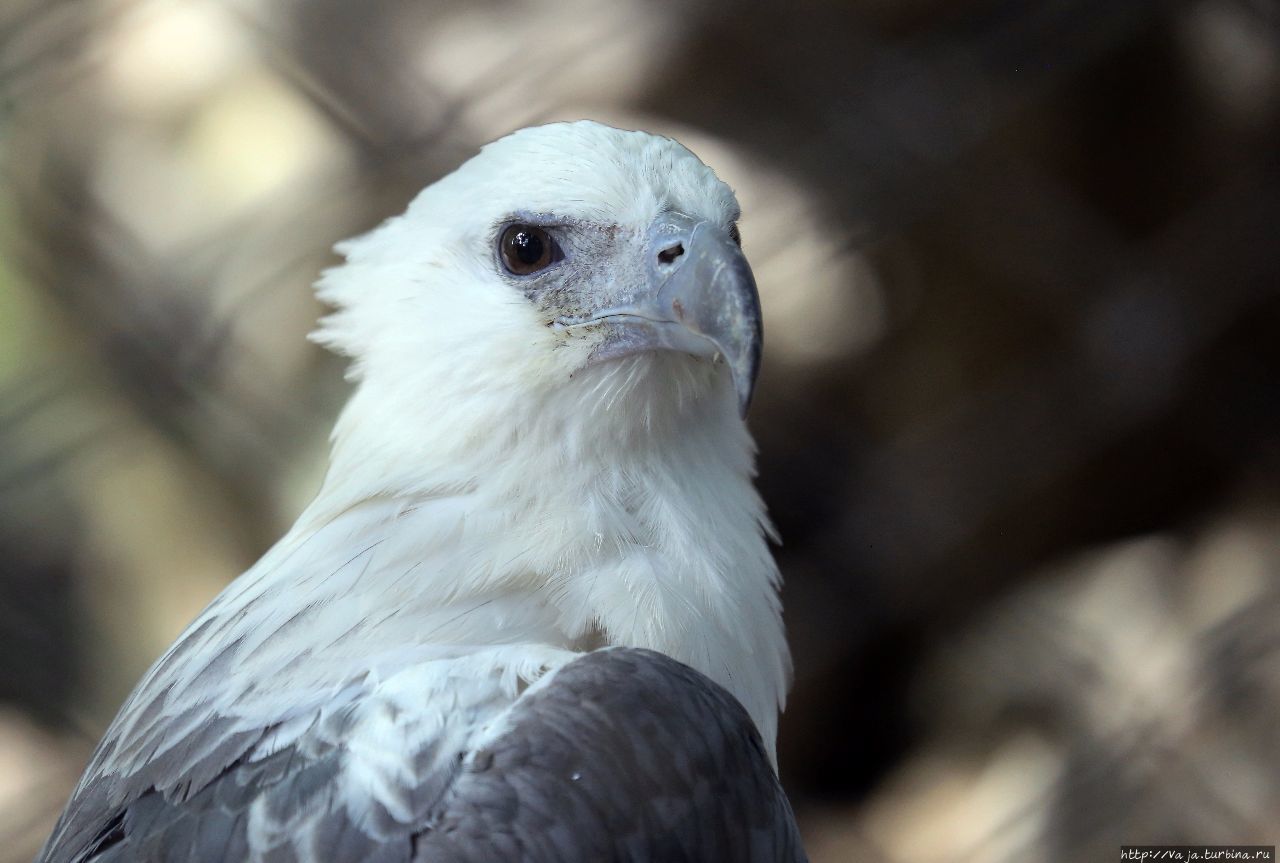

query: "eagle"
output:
39 120 804 862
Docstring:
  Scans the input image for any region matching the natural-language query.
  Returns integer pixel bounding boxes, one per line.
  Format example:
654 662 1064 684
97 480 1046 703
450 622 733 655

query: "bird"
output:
39 120 803 862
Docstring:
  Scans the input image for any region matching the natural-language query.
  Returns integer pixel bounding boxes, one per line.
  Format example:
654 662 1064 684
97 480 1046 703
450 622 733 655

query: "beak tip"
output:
731 345 761 420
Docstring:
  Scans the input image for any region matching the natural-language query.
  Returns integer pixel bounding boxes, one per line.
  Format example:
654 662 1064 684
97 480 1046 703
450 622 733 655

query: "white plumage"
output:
41 120 799 863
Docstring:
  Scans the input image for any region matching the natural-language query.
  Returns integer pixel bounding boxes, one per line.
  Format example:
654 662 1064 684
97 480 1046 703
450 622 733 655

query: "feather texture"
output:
40 121 798 862
45 649 803 863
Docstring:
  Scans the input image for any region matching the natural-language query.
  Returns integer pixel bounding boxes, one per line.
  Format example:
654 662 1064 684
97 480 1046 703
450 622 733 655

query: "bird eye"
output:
499 224 556 275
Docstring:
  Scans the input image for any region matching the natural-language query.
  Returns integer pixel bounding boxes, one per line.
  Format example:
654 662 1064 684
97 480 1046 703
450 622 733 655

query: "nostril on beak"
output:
657 242 684 266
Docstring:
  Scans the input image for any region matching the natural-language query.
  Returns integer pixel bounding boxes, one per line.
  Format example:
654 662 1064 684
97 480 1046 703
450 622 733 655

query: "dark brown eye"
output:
500 224 555 275
729 223 742 247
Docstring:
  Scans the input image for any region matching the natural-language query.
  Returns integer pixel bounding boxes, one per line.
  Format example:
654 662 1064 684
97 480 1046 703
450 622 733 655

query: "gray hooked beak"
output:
586 212 763 417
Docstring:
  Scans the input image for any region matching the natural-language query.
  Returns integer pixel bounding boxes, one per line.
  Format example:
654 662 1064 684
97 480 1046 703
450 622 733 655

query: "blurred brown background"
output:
1 0 1279 860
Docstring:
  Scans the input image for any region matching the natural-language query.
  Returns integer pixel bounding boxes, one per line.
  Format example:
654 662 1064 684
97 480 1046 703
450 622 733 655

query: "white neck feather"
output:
195 355 789 758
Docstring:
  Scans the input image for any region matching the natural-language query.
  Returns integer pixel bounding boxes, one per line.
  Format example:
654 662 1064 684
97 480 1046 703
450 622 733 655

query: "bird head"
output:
313 121 761 490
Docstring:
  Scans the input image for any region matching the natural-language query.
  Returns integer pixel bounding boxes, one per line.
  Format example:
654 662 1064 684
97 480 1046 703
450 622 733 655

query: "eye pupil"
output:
513 230 543 264
500 224 554 274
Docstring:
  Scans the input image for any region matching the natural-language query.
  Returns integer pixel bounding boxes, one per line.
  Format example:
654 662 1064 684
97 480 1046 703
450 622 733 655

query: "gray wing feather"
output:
41 648 805 863
417 648 806 863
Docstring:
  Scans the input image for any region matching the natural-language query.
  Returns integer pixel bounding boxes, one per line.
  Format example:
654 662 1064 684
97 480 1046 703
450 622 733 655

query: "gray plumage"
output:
42 649 804 863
